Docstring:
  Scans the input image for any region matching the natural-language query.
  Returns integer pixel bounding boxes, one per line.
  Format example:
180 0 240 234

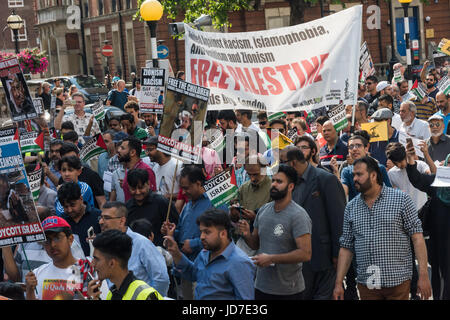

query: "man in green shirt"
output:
120 113 148 141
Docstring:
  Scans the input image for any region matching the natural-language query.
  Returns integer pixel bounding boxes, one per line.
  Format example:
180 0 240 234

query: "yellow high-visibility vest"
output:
106 280 163 300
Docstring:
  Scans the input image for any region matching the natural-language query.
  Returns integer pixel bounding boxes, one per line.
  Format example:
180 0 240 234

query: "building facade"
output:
0 0 39 54
33 0 450 81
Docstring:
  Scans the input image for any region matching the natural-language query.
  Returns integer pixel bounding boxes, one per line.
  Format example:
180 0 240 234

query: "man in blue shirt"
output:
341 134 392 201
164 208 255 300
99 201 170 297
434 92 450 135
161 164 227 300
319 121 348 174
106 80 129 111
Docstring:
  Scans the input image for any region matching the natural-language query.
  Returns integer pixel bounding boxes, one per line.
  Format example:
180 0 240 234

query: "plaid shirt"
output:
340 186 423 288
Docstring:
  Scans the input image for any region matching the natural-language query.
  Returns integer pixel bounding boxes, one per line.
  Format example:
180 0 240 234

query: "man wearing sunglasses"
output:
363 75 379 105
425 114 450 163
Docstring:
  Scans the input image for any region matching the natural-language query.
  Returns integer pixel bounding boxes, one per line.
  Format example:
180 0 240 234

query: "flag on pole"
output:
410 80 426 101
79 134 107 162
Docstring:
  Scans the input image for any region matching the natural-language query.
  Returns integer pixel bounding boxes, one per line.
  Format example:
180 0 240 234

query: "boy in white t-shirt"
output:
25 216 94 300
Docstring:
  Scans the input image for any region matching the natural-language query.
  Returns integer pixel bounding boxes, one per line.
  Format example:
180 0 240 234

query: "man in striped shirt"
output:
319 121 348 174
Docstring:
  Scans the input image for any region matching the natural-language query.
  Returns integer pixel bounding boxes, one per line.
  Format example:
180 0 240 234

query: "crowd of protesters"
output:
0 60 449 301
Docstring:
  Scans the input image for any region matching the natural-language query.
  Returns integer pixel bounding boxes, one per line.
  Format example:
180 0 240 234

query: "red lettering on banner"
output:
190 53 329 96
225 66 241 90
291 62 307 88
252 68 269 96
275 65 296 90
190 59 198 85
208 61 220 88
314 53 329 82
244 68 260 95
234 67 253 93
198 60 210 87
217 63 229 89
263 67 283 95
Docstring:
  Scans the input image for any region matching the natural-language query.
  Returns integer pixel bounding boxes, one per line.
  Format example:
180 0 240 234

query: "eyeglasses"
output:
259 121 267 125
43 234 65 246
98 215 122 222
348 143 364 150
429 122 441 128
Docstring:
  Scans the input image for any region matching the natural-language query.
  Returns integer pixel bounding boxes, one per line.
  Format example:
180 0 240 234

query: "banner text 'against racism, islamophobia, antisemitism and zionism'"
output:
185 5 362 113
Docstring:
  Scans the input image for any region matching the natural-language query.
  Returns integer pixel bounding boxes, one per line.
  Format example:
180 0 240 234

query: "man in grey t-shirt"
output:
239 164 312 299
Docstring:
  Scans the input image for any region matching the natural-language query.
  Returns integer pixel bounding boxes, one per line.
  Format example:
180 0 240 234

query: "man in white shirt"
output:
143 136 180 198
25 216 91 300
385 142 430 212
399 101 431 140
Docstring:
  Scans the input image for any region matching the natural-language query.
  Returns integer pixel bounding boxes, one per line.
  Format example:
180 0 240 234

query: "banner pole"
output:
21 244 38 296
165 160 179 222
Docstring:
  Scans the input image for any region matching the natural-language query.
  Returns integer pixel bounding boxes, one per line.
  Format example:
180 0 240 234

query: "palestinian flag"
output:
204 168 238 208
268 112 286 122
20 131 44 154
27 165 42 202
79 134 107 162
411 80 426 101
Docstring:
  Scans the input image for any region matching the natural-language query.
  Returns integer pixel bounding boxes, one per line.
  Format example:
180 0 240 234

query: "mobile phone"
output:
87 227 95 238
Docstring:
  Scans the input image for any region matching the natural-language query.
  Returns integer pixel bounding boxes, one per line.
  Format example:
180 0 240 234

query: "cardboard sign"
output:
204 168 238 208
139 68 166 114
27 167 42 202
437 38 450 56
361 121 388 142
157 77 210 163
0 140 45 248
359 41 375 82
327 103 348 132
91 101 106 121
32 98 44 115
19 131 44 154
0 58 39 122
437 75 450 95
431 166 450 187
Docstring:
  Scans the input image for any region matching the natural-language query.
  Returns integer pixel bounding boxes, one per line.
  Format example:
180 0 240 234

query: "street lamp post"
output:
388 1 398 81
7 11 24 55
140 0 164 68
399 0 413 88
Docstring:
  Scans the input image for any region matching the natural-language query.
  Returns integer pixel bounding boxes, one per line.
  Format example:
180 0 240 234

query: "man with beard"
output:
238 164 312 300
120 113 148 142
142 113 160 136
294 136 319 167
333 156 432 300
164 209 256 300
399 101 431 140
143 136 181 198
340 135 391 201
57 182 101 257
117 136 156 202
7 75 36 120
125 168 178 247
217 110 239 167
42 140 63 191
423 73 439 100
398 80 411 102
434 92 450 135
98 201 170 296
425 114 450 163
280 146 346 300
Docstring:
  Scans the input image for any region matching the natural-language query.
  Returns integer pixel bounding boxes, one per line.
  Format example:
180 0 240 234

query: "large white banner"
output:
185 5 362 113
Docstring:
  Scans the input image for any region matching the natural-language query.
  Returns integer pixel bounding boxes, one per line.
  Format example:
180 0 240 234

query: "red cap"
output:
41 216 71 233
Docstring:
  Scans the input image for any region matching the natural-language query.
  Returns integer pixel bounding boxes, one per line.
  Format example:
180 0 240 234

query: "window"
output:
126 0 131 9
112 0 117 12
8 0 24 7
265 8 290 30
98 0 104 15
10 20 27 42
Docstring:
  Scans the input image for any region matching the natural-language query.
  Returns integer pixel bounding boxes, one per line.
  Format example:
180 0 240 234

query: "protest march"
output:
0 2 449 306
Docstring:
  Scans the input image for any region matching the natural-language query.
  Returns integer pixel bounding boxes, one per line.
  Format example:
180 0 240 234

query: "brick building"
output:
39 0 450 81
0 0 39 54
